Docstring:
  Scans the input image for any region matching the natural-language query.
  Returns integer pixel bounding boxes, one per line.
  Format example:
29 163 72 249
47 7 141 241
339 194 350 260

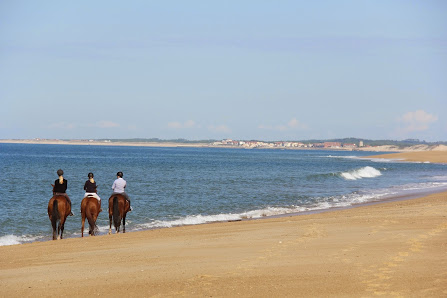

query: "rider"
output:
83 172 101 202
111 171 132 211
53 169 74 216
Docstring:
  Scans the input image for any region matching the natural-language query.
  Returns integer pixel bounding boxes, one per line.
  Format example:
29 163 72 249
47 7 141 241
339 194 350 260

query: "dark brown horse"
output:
48 194 71 240
108 194 130 234
81 196 101 237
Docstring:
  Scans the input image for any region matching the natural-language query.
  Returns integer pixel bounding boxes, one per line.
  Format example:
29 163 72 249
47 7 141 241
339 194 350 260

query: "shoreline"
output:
3 183 447 247
0 138 211 148
1 191 446 297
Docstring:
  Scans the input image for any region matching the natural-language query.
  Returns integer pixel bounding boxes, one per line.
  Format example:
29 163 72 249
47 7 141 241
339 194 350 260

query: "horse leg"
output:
109 214 112 235
81 214 85 237
60 223 64 240
123 214 126 233
57 222 61 240
59 218 65 240
92 214 98 236
52 218 58 240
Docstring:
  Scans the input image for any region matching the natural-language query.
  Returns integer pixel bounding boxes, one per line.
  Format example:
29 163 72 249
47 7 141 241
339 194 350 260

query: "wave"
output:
133 206 309 230
325 155 411 164
307 166 383 181
340 166 382 180
0 234 43 246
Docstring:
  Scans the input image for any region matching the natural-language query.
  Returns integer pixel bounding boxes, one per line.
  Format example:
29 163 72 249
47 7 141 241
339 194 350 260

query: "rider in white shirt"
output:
111 171 132 211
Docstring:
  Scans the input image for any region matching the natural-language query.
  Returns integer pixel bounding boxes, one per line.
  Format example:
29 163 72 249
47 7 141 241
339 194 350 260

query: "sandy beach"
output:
1 151 447 297
367 151 447 164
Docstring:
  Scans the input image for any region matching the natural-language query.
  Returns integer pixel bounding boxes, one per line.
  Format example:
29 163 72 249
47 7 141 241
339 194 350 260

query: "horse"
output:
108 194 130 234
48 191 71 240
81 196 101 237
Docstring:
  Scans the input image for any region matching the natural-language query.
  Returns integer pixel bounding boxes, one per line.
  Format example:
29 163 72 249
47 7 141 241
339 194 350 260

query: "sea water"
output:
1 143 446 246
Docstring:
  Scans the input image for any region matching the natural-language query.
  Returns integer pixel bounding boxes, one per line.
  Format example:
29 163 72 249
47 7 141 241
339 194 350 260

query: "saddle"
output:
85 194 101 202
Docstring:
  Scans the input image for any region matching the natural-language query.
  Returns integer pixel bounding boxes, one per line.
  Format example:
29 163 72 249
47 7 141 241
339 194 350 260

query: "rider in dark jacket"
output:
53 169 73 216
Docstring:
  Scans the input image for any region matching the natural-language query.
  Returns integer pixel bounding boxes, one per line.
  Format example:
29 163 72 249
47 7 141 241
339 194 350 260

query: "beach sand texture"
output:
369 151 447 164
1 151 446 297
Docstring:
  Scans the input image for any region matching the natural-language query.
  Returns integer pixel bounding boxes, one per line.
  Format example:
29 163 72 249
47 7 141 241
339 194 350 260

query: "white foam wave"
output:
134 206 310 230
0 234 42 246
327 155 407 164
341 166 382 180
431 176 447 181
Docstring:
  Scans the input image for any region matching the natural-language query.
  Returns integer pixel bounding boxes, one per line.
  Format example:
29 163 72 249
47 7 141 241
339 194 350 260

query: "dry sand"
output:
1 152 447 297
368 151 447 164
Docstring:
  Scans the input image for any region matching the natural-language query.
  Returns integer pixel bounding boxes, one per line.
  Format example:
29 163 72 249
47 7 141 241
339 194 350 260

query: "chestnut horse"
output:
81 196 101 237
48 194 71 240
108 194 130 234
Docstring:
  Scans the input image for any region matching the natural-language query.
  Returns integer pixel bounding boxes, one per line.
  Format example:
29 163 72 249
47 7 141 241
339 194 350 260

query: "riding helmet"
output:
57 169 64 176
117 171 123 178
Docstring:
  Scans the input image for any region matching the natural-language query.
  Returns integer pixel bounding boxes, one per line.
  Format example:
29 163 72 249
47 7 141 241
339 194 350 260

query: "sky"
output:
1 1 446 141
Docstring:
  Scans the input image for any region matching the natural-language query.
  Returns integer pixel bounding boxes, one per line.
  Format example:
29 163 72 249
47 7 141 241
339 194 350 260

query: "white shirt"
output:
112 177 127 193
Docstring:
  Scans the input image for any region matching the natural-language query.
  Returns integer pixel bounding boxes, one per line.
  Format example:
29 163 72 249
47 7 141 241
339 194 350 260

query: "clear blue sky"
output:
1 1 446 141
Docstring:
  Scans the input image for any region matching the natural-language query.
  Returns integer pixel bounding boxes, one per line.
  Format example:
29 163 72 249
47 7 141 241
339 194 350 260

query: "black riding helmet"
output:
117 171 123 178
57 169 64 176
88 172 94 178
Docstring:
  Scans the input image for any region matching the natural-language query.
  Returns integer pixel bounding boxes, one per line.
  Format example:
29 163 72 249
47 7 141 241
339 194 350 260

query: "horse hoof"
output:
57 236 61 240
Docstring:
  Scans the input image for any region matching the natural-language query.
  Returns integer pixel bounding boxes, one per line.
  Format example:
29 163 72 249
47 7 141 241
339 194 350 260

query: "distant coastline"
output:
0 138 210 148
1 138 447 152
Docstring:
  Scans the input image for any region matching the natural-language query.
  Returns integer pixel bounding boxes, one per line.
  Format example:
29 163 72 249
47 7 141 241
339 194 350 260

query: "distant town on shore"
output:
211 138 447 150
214 139 363 149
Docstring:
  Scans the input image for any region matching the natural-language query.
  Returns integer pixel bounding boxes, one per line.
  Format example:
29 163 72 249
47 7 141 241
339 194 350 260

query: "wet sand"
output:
1 151 446 297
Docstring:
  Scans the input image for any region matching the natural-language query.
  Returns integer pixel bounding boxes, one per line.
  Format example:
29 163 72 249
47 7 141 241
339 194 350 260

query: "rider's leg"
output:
64 194 74 216
123 193 132 211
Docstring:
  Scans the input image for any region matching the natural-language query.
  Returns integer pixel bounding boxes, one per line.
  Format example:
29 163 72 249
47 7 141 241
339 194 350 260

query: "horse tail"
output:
86 212 97 236
52 200 60 229
113 196 121 229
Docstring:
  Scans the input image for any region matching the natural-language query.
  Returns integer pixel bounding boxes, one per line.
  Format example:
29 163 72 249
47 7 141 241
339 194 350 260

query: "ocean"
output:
1 143 446 246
